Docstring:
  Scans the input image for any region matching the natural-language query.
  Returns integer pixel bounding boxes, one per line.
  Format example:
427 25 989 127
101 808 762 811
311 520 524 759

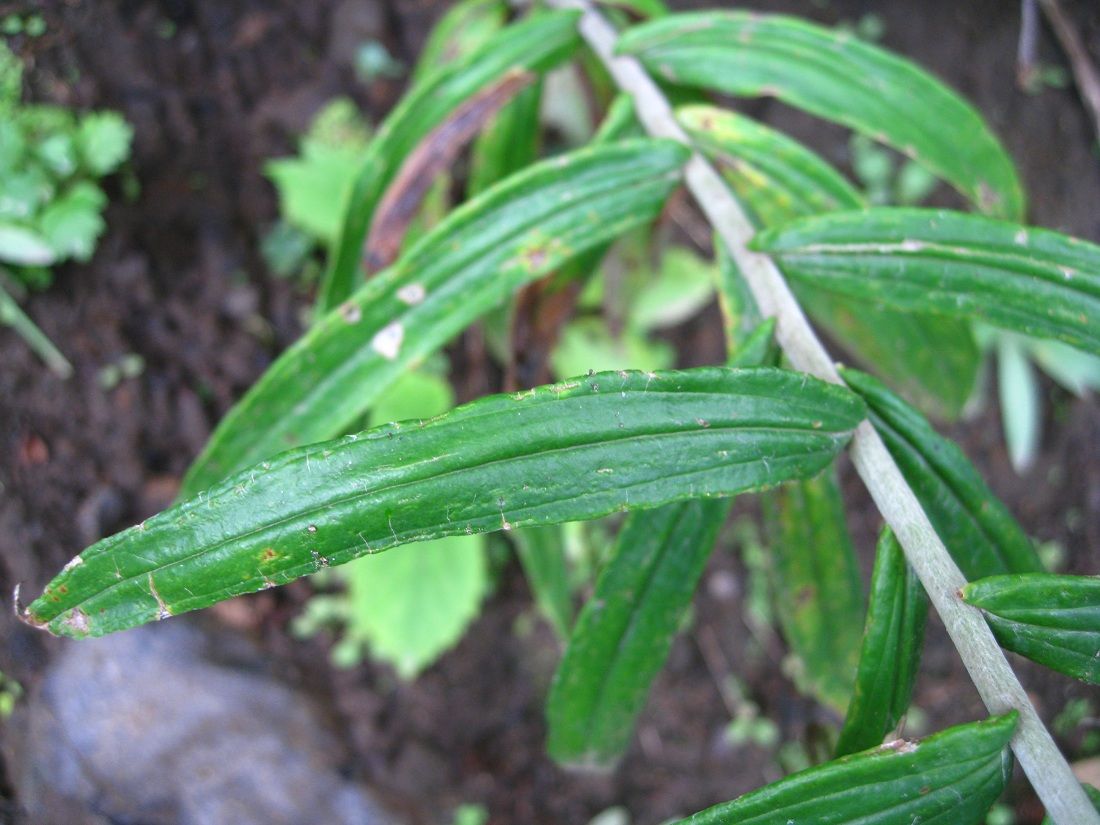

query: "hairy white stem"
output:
547 1 1099 822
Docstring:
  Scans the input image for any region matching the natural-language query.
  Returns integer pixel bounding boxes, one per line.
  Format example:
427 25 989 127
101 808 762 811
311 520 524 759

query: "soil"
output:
1 1 1099 823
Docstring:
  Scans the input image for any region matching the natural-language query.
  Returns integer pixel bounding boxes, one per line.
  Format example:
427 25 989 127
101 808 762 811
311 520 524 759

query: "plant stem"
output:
546 2 1098 822
0 282 73 379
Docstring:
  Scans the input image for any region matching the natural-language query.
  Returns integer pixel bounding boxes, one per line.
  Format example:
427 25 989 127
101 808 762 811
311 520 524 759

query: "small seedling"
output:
0 42 132 376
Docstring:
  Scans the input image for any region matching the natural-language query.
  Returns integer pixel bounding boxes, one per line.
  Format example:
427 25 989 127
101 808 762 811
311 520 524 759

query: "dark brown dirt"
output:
1 1 1098 823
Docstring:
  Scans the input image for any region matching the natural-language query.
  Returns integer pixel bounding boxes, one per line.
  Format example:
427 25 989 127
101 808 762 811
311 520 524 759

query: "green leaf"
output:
367 368 454 429
513 525 573 640
265 139 364 245
547 497 729 767
318 10 581 313
544 317 779 766
183 140 690 494
27 366 865 638
0 222 56 266
36 131 78 178
1030 339 1100 396
619 12 1024 218
836 528 927 757
794 280 980 419
467 80 543 199
598 0 669 19
341 534 488 679
673 713 1017 825
0 118 27 173
410 0 507 87
842 368 1043 579
629 246 716 331
76 111 133 176
37 182 108 262
0 166 53 220
683 106 977 417
551 317 674 379
765 468 864 714
0 41 22 111
997 335 1041 473
677 103 865 225
336 358 489 679
962 574 1100 684
752 207 1100 357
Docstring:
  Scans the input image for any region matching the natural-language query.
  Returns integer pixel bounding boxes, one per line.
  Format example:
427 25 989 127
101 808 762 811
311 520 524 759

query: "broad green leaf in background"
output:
513 524 573 640
672 713 1017 825
37 181 107 262
628 246 716 332
351 368 490 677
182 139 690 495
547 497 730 767
842 368 1043 579
682 104 979 418
765 468 865 715
0 223 55 266
27 366 866 638
619 12 1024 218
752 208 1100 357
835 529 928 757
266 137 369 246
317 10 582 312
962 574 1100 685
76 112 133 177
340 534 488 679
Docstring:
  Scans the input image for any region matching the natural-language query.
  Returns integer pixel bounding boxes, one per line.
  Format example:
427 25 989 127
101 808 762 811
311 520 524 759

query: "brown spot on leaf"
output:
363 69 536 275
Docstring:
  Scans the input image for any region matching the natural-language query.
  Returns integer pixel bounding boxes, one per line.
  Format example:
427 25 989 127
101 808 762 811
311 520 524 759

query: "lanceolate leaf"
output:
547 497 730 767
182 140 690 495
26 367 865 639
765 468 864 715
545 320 775 767
673 713 1017 825
681 105 978 417
513 525 574 640
962 574 1100 685
619 12 1024 218
842 368 1042 579
677 103 865 225
317 10 581 312
836 529 928 757
753 208 1100 357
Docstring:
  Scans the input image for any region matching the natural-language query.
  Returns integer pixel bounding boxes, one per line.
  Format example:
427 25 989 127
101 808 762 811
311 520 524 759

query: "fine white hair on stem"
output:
543 2 1099 823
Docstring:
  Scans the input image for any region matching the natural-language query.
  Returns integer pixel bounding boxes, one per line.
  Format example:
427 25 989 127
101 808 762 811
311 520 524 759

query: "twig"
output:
0 282 72 379
544 2 1099 823
1018 0 1041 90
1039 0 1100 148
